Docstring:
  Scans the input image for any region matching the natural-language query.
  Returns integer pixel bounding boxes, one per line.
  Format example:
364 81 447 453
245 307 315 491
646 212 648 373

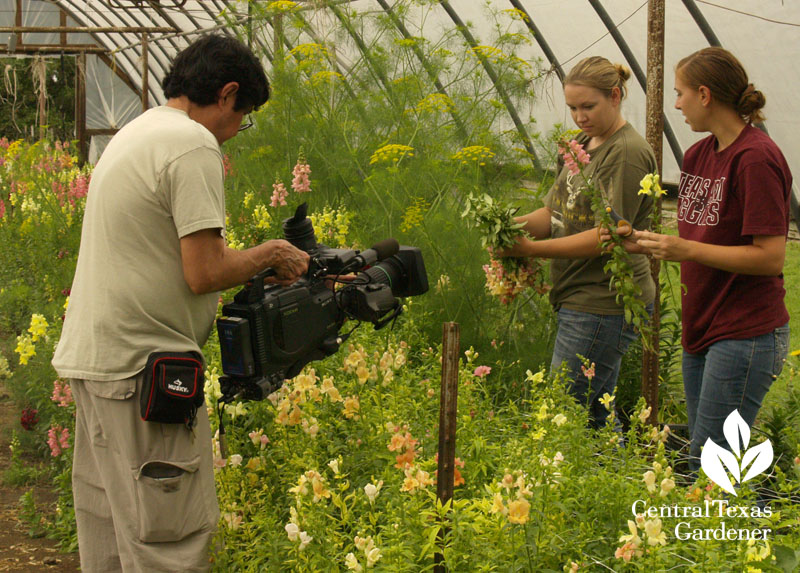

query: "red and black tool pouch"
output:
140 351 205 426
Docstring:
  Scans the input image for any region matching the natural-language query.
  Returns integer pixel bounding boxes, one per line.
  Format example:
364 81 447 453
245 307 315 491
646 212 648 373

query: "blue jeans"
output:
683 323 790 471
551 307 641 429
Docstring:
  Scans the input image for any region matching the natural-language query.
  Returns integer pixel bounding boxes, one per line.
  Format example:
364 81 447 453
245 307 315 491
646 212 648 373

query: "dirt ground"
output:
0 386 80 572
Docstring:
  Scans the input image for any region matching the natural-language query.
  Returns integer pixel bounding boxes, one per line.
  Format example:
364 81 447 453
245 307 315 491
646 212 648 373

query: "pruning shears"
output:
604 206 633 238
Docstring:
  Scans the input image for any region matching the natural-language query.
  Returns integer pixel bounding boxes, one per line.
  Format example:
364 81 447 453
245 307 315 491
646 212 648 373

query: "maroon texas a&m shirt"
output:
677 125 792 354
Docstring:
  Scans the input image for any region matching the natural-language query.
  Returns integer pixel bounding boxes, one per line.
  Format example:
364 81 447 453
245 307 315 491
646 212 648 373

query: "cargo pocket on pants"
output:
133 457 210 543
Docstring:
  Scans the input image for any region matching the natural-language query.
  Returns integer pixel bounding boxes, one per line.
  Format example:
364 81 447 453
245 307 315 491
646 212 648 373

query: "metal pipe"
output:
507 0 565 82
0 26 176 33
1 44 109 53
438 0 541 169
374 0 469 141
587 0 683 168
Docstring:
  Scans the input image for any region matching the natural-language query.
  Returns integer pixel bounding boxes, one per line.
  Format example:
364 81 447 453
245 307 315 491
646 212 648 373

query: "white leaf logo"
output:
723 409 749 457
741 441 773 483
700 439 739 496
700 410 774 496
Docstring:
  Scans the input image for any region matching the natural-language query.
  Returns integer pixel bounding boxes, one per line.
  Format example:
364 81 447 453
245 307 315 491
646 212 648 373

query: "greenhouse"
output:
1 1 799 571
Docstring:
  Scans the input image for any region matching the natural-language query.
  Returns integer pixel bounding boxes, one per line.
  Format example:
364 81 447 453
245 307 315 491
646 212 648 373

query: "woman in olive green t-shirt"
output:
501 56 656 428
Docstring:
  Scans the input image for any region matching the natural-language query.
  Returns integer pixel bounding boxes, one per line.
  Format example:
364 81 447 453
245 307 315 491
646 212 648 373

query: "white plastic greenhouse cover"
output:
2 0 799 211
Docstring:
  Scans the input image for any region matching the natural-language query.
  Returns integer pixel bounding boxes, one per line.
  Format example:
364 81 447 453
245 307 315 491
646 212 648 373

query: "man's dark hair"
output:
162 34 270 111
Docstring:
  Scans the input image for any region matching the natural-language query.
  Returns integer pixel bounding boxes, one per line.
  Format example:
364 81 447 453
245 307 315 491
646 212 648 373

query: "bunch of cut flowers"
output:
462 193 549 304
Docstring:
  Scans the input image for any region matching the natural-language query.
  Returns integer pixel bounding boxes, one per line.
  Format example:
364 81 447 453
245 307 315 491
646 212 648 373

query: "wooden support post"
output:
434 322 459 572
14 0 22 50
36 57 47 141
59 10 67 47
273 13 283 59
642 0 665 426
141 33 149 112
75 52 87 164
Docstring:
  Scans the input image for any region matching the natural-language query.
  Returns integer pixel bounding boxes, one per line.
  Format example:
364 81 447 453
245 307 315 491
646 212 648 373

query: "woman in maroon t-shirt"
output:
630 48 792 471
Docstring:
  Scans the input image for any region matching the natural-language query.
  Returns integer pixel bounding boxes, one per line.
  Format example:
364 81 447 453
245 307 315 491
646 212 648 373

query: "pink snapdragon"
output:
270 180 288 207
615 541 638 562
51 379 73 407
559 139 591 175
69 174 89 201
291 161 311 193
248 428 270 450
223 154 234 177
52 180 67 206
473 365 492 378
483 250 549 304
47 425 70 457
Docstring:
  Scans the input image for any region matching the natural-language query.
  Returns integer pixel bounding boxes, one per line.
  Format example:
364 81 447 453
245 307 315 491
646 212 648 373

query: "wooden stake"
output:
642 0 665 426
434 322 459 572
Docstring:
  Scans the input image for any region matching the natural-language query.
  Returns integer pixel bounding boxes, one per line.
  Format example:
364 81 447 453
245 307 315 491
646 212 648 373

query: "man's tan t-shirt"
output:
52 106 225 381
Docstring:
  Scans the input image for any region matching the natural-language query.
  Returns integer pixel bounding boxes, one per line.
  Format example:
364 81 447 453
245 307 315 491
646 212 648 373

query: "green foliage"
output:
461 192 527 250
202 313 800 570
0 139 87 336
1 3 800 570
617 261 684 427
223 0 554 351
3 116 800 573
0 56 76 142
1 431 44 486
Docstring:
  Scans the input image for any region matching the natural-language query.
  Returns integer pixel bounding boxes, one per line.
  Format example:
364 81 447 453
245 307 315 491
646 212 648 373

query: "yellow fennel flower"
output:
400 198 429 232
452 145 496 166
369 144 415 166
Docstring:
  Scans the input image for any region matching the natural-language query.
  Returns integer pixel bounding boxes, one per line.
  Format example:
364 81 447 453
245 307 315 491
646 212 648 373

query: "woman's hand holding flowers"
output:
633 230 690 261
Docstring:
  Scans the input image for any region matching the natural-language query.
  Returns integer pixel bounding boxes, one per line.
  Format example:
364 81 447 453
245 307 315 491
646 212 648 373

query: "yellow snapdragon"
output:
15 334 36 365
28 313 48 341
638 173 665 197
252 204 271 231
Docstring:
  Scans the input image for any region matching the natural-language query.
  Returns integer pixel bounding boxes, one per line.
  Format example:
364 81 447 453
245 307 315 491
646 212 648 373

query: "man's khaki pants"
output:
71 376 219 572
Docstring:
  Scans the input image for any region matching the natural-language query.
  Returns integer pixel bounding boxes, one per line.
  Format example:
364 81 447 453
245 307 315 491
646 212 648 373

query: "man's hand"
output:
263 239 309 285
181 230 309 294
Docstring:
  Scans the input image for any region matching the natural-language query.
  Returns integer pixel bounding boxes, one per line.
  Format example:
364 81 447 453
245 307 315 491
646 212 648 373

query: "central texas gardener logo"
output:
700 410 773 496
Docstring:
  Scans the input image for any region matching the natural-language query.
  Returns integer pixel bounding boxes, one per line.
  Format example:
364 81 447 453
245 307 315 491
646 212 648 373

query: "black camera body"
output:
216 203 428 401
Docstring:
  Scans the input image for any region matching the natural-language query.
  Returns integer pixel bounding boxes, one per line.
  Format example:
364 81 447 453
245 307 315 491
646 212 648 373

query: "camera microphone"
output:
356 238 400 267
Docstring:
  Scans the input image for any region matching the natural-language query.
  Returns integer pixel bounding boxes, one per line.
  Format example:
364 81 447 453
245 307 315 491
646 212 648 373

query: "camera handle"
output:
244 268 277 303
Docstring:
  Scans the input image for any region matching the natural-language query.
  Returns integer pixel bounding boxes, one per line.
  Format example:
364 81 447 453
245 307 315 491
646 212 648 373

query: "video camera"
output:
216 203 429 402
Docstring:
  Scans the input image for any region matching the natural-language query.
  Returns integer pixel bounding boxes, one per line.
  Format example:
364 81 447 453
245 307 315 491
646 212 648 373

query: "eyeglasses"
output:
238 115 254 132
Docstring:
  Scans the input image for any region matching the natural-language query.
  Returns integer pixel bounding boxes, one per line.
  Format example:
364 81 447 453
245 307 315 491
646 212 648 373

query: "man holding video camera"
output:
52 35 308 572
